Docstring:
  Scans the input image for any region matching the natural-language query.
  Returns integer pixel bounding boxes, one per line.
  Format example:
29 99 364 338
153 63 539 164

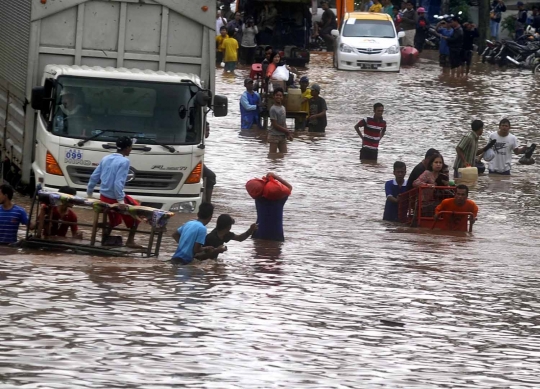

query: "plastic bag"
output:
262 176 291 201
483 148 495 162
246 178 267 199
271 65 290 81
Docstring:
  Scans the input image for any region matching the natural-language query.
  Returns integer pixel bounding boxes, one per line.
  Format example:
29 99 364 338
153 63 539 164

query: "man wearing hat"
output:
515 2 528 39
414 7 428 52
87 136 140 247
295 76 311 131
240 78 261 130
307 84 327 133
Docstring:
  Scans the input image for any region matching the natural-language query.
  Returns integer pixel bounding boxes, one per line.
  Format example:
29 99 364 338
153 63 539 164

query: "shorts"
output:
224 61 236 71
461 50 473 67
439 54 449 68
216 51 223 65
360 146 378 161
267 134 287 145
449 49 462 69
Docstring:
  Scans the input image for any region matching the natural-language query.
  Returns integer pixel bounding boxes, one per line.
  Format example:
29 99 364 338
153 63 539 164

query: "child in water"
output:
204 214 258 259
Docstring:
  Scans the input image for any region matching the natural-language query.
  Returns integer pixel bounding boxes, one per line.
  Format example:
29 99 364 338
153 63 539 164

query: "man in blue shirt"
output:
437 18 453 74
87 136 140 247
240 78 261 130
172 203 225 264
0 184 32 244
383 162 408 222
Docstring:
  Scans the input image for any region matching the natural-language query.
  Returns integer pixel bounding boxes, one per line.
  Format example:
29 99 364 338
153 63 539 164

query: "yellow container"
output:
286 89 303 112
457 167 478 182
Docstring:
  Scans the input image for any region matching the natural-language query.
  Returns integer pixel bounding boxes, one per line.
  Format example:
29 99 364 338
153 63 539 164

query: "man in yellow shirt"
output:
295 76 311 131
215 26 228 67
222 28 239 73
369 0 383 12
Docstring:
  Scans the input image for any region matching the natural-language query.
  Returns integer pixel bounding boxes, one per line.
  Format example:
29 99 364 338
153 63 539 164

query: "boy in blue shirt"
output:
171 203 225 264
437 19 454 74
383 161 408 222
0 184 32 245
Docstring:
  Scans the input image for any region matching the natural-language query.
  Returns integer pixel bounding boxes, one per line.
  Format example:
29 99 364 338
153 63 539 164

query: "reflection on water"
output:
1 51 540 387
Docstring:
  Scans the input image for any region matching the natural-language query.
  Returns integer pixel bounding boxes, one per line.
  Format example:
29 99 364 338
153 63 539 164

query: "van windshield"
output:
51 76 202 145
343 19 395 38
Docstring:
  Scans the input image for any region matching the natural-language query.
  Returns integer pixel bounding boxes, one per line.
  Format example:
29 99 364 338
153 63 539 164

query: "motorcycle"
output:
481 39 502 63
499 39 540 67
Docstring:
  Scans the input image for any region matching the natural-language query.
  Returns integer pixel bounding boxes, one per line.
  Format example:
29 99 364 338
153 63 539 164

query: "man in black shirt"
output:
461 22 479 75
204 214 257 259
443 16 464 77
315 1 337 52
405 148 440 192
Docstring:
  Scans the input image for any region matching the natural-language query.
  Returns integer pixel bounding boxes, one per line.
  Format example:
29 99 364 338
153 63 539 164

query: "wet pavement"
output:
1 51 540 387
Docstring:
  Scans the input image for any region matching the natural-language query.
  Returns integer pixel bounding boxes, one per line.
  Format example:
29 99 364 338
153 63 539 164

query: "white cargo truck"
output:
0 0 227 212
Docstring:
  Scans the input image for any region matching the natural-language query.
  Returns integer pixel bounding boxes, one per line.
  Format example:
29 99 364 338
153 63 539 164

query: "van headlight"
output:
339 43 354 53
386 45 399 54
170 201 196 213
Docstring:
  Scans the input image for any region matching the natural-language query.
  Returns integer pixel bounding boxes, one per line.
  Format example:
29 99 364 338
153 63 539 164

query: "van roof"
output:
344 12 393 21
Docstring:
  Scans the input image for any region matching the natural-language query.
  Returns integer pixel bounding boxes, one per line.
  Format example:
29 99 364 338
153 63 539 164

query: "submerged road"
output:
1 52 540 387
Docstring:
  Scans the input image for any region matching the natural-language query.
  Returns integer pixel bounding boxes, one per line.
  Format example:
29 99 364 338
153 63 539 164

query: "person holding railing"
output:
434 184 478 230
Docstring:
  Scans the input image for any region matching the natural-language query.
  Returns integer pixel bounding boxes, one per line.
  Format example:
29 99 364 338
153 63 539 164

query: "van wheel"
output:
533 62 540 74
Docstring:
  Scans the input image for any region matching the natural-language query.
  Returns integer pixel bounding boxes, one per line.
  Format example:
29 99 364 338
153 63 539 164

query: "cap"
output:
517 1 524 5
311 83 321 92
216 214 235 230
244 78 254 86
60 88 75 96
417 7 426 13
300 76 309 83
116 136 133 151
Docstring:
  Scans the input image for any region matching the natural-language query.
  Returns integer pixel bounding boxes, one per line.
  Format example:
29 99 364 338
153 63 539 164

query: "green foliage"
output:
501 14 516 34
449 0 470 23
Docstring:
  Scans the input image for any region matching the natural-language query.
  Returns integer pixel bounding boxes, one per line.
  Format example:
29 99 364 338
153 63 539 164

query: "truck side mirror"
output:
213 95 228 117
31 86 46 111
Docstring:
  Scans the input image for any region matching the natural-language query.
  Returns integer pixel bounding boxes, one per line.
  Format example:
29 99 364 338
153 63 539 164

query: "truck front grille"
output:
67 166 183 190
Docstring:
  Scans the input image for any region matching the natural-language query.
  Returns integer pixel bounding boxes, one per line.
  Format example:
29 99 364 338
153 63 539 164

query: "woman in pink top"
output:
413 154 449 187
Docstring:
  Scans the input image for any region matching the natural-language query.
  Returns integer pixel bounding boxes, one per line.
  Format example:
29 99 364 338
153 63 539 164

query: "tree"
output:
478 0 490 51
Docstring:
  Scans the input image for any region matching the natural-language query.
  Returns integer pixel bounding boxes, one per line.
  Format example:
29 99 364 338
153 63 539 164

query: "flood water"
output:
2 52 540 388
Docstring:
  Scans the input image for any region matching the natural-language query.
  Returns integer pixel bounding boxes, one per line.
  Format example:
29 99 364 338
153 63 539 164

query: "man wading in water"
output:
87 136 141 248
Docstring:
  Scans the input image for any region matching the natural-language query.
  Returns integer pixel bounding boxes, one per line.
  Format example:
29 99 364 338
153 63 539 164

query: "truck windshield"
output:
343 20 395 38
51 76 202 144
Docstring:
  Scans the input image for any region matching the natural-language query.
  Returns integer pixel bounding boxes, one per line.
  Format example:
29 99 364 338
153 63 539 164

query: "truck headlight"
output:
170 201 196 213
339 43 354 53
386 45 399 54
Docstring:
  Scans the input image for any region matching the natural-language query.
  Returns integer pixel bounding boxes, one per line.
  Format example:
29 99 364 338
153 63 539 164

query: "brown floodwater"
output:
1 51 540 387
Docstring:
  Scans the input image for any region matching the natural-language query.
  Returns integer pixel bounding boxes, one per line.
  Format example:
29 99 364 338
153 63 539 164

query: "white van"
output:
331 12 405 72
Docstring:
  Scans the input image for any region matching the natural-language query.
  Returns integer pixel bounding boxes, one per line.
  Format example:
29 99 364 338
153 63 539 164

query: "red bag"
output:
246 177 267 199
262 176 291 201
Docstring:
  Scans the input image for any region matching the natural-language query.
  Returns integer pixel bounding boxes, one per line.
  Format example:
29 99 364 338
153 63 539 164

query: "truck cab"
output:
32 65 226 212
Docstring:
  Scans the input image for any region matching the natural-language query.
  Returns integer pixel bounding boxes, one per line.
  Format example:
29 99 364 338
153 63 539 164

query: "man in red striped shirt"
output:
354 103 387 161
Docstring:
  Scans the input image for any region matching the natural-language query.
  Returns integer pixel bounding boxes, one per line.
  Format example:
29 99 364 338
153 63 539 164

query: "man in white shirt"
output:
488 118 527 175
216 10 227 36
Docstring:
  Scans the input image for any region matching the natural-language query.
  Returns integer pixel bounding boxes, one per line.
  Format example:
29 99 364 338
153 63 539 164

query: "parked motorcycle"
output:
499 40 540 67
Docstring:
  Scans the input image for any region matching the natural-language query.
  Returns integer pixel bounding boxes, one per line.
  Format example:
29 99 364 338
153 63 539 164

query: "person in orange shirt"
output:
434 184 478 230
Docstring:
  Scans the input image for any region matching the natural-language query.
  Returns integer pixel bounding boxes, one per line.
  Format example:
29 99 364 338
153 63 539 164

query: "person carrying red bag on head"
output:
248 172 292 242
86 136 141 248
